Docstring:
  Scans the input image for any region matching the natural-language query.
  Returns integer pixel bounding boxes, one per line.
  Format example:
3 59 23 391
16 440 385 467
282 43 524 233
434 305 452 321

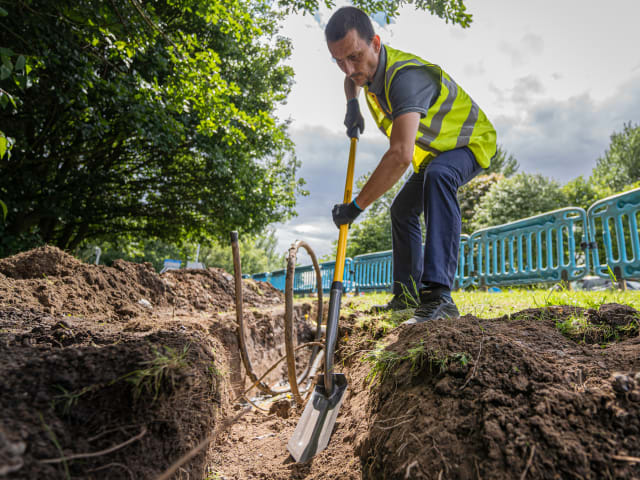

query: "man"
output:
326 7 496 324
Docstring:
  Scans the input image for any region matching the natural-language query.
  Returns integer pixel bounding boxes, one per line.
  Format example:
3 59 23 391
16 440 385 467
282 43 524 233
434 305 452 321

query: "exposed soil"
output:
1 246 640 479
0 246 313 479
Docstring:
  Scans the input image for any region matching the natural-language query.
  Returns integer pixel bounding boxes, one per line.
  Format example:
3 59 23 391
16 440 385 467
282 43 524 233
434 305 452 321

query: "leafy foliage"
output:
278 0 472 26
76 229 284 273
341 172 406 257
471 173 566 230
199 229 286 274
483 145 519 177
458 173 503 234
561 176 601 211
591 122 640 194
0 0 303 256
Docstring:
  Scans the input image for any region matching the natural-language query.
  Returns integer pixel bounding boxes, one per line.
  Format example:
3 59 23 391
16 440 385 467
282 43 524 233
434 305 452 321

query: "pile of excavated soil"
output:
0 245 282 321
208 305 640 480
0 246 314 479
356 306 640 479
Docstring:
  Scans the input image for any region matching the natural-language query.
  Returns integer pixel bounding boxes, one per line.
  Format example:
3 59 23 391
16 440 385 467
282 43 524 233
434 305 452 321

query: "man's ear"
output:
372 34 381 53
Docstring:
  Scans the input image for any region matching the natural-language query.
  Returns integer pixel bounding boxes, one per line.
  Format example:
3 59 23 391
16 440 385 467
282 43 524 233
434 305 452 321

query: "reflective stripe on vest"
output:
364 45 497 172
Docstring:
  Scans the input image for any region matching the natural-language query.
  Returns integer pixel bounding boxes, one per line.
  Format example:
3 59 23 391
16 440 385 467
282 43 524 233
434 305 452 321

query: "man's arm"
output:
344 77 360 100
354 111 420 209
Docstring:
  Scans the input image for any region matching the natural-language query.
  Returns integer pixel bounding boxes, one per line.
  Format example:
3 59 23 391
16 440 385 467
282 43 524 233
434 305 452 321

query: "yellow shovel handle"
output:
333 137 358 282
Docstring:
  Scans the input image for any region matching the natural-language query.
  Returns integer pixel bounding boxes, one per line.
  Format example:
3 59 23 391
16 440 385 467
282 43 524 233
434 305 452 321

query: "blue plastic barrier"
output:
352 250 393 292
292 264 317 294
249 193 640 291
454 235 472 290
251 272 270 283
587 187 640 280
272 259 355 294
468 207 589 287
317 259 354 292
269 269 286 291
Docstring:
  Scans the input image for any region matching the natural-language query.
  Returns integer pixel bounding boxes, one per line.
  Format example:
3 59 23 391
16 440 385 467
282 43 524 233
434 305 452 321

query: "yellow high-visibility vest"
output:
364 45 497 172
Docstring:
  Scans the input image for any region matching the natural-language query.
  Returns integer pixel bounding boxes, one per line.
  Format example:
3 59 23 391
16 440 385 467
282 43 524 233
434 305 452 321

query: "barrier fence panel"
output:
251 272 270 283
454 235 472 290
292 264 317 294
587 187 640 280
318 259 355 292
249 194 639 291
268 269 286 291
469 207 589 287
352 250 393 292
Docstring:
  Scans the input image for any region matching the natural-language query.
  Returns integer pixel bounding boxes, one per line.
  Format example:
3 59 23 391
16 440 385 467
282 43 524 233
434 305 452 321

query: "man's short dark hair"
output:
325 7 375 44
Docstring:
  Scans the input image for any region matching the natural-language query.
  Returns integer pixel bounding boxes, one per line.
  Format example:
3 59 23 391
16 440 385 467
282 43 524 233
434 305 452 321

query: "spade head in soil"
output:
287 373 348 463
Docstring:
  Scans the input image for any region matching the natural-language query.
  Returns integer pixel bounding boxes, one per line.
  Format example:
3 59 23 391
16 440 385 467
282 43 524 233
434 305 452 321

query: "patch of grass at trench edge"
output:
363 339 471 386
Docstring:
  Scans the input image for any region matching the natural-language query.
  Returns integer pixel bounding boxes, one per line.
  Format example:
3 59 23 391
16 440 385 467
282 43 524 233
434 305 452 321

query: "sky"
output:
268 0 640 263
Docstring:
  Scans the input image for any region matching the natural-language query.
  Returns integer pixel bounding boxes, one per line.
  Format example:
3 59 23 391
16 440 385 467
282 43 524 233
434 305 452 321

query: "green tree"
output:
280 0 472 26
591 122 640 194
0 0 472 259
472 173 566 230
200 229 285 274
561 176 601 211
0 0 303 257
458 173 503 234
77 229 284 273
483 144 519 177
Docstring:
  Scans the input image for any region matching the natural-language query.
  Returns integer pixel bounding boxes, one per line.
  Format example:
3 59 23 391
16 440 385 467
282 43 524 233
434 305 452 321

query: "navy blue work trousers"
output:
390 147 483 294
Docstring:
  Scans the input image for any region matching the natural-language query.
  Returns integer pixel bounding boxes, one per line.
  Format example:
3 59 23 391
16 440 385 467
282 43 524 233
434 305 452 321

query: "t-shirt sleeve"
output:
388 66 440 120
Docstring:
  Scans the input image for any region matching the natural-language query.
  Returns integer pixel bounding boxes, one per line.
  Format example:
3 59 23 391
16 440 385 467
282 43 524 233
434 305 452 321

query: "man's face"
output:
328 29 381 87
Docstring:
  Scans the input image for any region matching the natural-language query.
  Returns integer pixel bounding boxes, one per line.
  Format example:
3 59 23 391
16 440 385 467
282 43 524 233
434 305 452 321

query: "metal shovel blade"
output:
287 373 348 463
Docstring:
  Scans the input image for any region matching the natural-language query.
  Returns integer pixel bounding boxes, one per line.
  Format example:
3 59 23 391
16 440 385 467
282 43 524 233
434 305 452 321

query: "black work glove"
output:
332 200 362 228
344 98 364 139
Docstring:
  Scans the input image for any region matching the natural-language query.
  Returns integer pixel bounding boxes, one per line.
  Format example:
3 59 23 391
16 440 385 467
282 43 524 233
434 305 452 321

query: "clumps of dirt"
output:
0 246 305 480
164 268 282 312
0 245 283 321
0 245 84 279
0 310 224 479
356 305 640 479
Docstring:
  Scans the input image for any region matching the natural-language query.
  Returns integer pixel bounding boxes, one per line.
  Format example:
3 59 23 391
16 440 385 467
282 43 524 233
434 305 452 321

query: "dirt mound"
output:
0 246 311 479
357 307 640 479
0 246 283 321
0 245 84 279
164 268 282 312
0 310 223 479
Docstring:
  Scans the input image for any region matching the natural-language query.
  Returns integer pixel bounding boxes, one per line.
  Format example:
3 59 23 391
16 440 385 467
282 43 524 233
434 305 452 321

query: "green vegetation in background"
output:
337 122 640 260
76 229 284 273
591 122 640 194
0 0 304 258
0 0 472 260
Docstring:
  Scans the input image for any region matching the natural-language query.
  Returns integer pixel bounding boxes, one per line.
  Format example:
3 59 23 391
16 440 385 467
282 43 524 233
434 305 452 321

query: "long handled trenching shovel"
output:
287 134 358 463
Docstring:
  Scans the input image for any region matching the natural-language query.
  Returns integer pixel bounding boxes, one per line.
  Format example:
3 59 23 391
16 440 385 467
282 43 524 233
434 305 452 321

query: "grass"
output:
297 286 639 339
40 412 70 479
122 344 190 403
363 339 470 385
337 287 640 320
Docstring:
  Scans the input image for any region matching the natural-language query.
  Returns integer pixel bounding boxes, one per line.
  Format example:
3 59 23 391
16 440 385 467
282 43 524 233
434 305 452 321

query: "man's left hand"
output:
332 201 362 228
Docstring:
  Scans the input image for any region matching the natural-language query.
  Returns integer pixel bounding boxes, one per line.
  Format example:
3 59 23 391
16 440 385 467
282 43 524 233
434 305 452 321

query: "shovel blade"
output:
287 373 348 463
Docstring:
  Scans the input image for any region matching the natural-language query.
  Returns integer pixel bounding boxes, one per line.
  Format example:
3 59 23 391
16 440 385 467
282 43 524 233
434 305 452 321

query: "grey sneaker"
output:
404 295 459 325
371 293 417 313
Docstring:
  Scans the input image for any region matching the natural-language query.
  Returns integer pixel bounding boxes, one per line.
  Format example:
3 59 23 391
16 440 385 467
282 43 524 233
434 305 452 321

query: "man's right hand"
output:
344 98 364 139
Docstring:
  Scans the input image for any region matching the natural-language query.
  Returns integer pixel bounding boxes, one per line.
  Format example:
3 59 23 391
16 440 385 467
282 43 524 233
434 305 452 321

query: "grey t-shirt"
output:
367 45 440 120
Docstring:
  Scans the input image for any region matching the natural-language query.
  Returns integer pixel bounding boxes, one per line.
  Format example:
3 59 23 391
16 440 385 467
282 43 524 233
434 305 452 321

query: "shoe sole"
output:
403 304 460 325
